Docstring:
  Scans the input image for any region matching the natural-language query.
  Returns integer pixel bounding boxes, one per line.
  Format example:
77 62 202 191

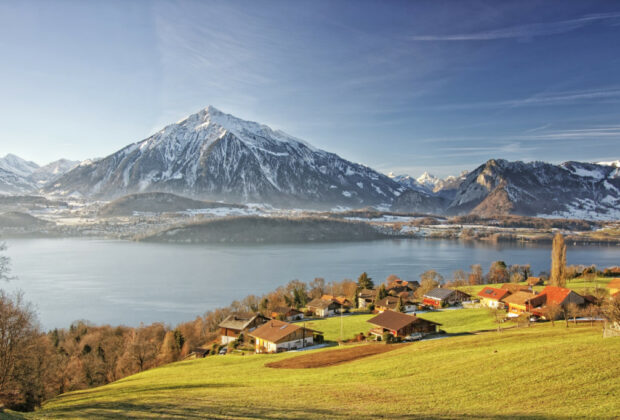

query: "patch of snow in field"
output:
342 191 352 197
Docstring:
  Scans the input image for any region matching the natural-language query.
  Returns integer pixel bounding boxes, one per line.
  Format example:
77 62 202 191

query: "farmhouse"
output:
477 287 511 309
387 279 419 296
358 289 377 308
374 295 416 313
528 286 585 318
270 306 304 321
306 298 339 317
501 284 532 293
527 277 544 287
249 319 322 353
367 310 440 339
502 291 541 316
422 288 471 308
607 278 620 295
218 313 270 345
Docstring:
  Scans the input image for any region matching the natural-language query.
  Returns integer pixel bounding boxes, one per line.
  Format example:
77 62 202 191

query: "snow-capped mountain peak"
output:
0 154 40 178
44 106 402 207
416 171 440 189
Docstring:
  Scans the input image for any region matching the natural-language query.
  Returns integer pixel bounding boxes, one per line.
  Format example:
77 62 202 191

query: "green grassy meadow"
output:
300 307 502 341
12 324 618 419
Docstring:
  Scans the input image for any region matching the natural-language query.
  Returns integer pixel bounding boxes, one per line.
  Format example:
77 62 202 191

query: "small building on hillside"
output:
218 313 270 345
375 295 416 313
501 284 532 293
249 319 322 353
422 288 471 308
387 279 419 296
270 306 304 322
606 278 620 296
477 287 511 309
358 289 377 308
306 298 339 317
502 291 541 316
367 310 440 339
528 286 585 318
527 277 544 287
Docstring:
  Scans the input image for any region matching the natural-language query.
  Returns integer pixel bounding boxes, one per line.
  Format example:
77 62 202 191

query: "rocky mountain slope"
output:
0 154 78 194
44 106 405 208
446 159 620 220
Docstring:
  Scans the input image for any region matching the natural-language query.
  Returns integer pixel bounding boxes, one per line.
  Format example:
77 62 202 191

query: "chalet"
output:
528 286 585 318
249 319 322 353
502 291 541 316
607 278 620 296
270 306 304 321
218 313 270 345
501 283 532 293
477 287 511 309
387 279 419 296
358 289 377 308
422 288 471 308
306 298 339 317
367 310 441 339
374 295 416 313
527 277 544 287
321 294 353 308
185 348 209 360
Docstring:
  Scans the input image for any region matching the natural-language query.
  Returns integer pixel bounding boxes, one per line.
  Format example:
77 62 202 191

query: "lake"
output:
2 238 619 329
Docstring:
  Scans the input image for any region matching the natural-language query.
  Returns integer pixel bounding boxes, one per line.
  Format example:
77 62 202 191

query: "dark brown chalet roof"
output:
307 298 336 310
424 288 469 300
376 296 414 308
477 287 511 301
218 313 267 331
368 310 440 331
248 320 319 344
271 306 302 316
501 284 532 293
358 289 377 298
502 291 537 306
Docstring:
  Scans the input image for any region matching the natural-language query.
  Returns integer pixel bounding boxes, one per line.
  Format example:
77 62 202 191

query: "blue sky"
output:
1 0 619 177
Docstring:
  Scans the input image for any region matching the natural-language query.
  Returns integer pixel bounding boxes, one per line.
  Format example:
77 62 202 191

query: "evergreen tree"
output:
357 272 374 290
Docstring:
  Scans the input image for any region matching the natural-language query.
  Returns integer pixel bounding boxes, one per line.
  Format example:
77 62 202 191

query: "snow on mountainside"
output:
30 159 80 187
0 154 39 178
45 106 406 207
390 170 468 195
448 159 620 220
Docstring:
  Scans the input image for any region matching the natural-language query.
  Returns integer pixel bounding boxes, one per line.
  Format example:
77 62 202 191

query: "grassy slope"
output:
301 308 500 341
459 277 613 296
21 325 619 419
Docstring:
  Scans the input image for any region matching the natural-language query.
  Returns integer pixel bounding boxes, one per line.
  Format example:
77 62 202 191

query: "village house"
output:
358 288 377 308
249 319 322 353
218 313 270 345
526 277 544 287
502 291 541 316
270 306 304 321
367 310 441 339
386 279 419 296
607 278 620 296
501 283 532 293
528 286 585 318
422 288 471 308
306 298 339 317
477 287 511 309
374 295 416 313
321 294 353 308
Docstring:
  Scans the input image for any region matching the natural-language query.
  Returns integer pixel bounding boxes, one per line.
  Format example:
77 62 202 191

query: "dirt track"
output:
265 343 403 369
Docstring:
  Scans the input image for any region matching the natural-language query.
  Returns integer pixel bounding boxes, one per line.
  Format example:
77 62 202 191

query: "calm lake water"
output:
3 238 619 329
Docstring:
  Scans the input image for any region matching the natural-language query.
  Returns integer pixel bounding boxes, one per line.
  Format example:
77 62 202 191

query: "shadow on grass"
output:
32 400 600 420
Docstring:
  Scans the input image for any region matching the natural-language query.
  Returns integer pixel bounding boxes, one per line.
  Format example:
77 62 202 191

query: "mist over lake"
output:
4 238 619 330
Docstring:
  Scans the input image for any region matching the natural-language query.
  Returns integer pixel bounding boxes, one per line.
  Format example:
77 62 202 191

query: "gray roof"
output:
307 298 336 309
423 288 458 300
218 313 265 331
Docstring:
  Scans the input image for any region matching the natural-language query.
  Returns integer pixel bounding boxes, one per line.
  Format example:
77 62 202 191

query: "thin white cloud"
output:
433 87 620 110
411 12 620 41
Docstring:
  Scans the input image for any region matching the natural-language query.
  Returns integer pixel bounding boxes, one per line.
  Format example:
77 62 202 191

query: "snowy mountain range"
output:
2 107 619 220
0 154 79 194
42 106 405 207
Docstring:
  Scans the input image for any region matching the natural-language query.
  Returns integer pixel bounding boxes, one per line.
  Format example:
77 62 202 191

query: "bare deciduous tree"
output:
550 233 567 287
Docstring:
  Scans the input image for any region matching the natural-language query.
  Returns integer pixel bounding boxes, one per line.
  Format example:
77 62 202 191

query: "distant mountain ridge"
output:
1 108 619 220
0 154 79 194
